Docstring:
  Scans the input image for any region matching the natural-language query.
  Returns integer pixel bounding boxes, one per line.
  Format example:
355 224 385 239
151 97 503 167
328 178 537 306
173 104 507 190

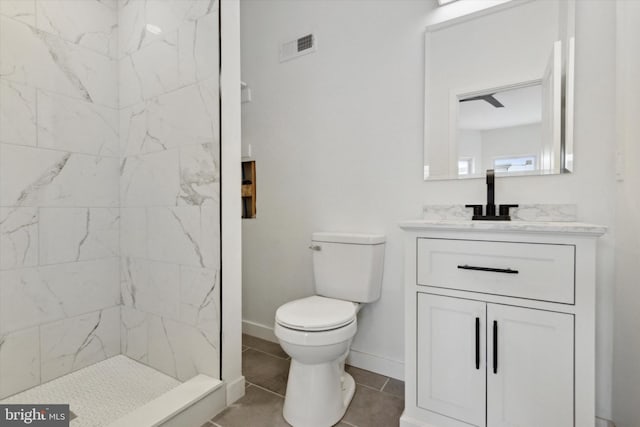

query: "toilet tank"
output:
311 232 385 303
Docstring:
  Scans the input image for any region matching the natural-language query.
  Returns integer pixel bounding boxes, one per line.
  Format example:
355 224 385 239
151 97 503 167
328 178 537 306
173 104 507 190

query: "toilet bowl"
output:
274 232 385 427
275 296 359 427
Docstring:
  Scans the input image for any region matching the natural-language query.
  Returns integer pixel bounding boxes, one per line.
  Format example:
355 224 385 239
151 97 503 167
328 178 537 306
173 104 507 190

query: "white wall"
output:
612 1 640 426
240 0 617 417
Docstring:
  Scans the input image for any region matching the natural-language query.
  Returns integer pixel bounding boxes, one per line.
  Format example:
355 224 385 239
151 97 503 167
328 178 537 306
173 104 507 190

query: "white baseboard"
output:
596 417 616 427
346 348 404 381
242 319 278 343
242 318 405 380
225 375 245 406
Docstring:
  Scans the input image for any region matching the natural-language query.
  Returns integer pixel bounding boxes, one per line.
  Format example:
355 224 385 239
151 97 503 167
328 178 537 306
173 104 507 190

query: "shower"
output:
0 0 231 425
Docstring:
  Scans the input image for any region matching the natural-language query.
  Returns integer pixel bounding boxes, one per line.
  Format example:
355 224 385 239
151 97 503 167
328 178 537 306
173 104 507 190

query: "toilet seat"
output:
276 295 357 332
275 318 357 347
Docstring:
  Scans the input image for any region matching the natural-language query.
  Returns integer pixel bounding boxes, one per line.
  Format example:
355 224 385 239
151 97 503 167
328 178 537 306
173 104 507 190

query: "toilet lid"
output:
276 296 357 331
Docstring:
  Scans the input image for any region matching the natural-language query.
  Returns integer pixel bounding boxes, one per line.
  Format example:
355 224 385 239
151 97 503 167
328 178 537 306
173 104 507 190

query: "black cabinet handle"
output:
458 265 519 274
493 320 498 374
475 317 480 370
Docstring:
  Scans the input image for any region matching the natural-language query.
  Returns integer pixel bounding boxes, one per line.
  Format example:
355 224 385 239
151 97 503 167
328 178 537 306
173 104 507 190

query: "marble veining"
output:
0 258 120 334
402 218 607 236
0 0 37 26
39 208 119 265
117 0 216 59
36 0 118 58
147 314 218 381
120 78 219 157
0 15 118 108
421 205 474 221
37 89 120 157
510 204 577 222
170 209 204 267
120 150 181 207
33 27 95 103
179 143 219 206
0 326 40 399
180 266 219 328
146 207 204 267
0 208 39 270
200 200 220 269
120 257 180 319
0 80 37 147
423 204 578 222
0 145 120 207
118 11 217 108
13 151 71 207
120 208 147 258
39 306 120 383
120 307 149 363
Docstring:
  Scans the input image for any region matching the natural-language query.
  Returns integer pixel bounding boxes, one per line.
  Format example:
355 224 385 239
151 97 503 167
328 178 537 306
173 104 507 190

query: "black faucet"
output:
465 169 518 220
486 169 496 217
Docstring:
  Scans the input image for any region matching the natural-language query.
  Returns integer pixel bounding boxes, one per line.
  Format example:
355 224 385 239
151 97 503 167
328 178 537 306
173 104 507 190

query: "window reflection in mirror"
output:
456 82 553 178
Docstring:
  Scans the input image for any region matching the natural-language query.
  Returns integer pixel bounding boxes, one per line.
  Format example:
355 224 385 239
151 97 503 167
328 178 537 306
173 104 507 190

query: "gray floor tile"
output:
212 385 289 427
345 365 388 391
217 342 404 427
242 348 290 395
342 383 404 427
243 334 289 359
200 422 214 427
381 378 405 399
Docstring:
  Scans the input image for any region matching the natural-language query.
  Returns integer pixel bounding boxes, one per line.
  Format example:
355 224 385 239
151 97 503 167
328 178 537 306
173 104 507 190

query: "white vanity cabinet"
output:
399 221 605 427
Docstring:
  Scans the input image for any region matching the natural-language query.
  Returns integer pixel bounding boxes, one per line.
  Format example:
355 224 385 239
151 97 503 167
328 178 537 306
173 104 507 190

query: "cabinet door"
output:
487 304 573 427
417 293 486 427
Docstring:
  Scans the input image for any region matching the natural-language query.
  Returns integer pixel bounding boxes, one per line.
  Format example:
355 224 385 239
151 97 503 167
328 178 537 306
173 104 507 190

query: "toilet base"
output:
341 372 356 408
283 361 356 427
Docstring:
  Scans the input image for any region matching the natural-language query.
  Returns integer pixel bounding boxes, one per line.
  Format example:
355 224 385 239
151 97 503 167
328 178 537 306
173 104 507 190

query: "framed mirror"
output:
423 0 575 180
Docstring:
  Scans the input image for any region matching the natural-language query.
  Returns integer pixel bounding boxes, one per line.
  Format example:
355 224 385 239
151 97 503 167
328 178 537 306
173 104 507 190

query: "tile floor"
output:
203 334 405 427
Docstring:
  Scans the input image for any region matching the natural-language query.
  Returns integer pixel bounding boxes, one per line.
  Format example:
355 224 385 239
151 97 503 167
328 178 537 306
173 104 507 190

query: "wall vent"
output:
279 33 316 62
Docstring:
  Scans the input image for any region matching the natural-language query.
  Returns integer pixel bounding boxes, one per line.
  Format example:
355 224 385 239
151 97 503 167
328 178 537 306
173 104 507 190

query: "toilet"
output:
274 232 385 427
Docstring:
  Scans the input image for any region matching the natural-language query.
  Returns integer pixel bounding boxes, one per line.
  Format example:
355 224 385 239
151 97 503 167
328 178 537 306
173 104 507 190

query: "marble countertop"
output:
399 219 607 236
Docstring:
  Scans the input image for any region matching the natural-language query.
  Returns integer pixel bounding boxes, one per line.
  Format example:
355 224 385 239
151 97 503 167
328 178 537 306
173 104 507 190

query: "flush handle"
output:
309 245 322 251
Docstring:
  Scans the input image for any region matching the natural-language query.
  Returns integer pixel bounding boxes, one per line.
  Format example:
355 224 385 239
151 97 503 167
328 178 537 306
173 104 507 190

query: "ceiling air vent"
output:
279 33 317 63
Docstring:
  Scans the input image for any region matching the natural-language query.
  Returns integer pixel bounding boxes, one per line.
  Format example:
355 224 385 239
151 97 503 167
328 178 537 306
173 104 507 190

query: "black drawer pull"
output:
457 265 519 274
493 320 498 374
475 317 480 370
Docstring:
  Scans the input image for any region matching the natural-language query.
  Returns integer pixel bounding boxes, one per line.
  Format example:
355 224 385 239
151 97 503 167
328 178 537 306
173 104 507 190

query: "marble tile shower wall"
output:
0 0 120 399
118 0 221 383
0 0 220 399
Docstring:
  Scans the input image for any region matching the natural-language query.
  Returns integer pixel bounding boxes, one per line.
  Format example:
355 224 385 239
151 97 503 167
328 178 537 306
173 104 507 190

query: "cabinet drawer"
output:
417 238 575 304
